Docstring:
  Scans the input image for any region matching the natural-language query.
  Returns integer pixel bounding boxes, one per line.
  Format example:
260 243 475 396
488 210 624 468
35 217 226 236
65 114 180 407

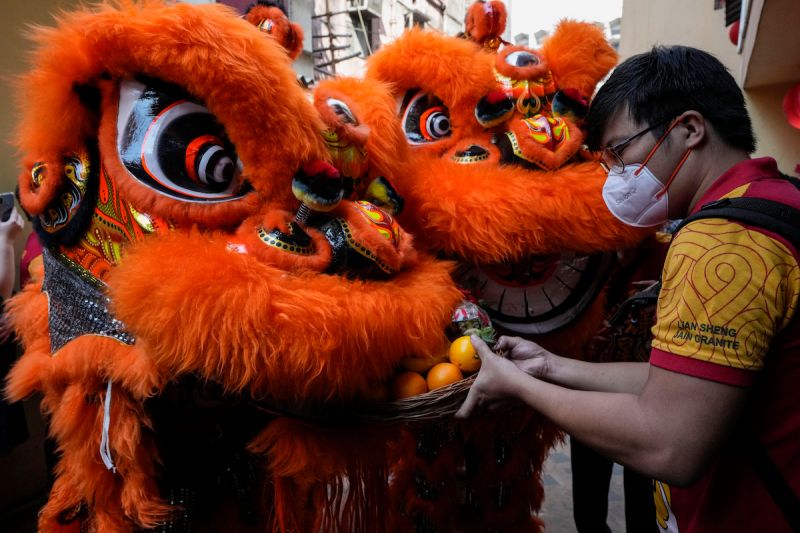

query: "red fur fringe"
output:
6 277 168 529
249 418 399 532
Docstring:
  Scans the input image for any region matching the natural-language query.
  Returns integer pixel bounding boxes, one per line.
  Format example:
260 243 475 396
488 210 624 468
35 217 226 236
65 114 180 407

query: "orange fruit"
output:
426 362 464 390
400 353 448 373
390 371 429 399
449 336 481 373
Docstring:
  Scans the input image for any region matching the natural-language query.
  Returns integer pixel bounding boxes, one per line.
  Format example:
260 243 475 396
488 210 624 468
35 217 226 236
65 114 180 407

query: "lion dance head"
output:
6 2 461 531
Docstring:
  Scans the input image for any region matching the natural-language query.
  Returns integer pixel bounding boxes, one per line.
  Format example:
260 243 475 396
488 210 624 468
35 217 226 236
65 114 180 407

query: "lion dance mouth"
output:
457 251 615 334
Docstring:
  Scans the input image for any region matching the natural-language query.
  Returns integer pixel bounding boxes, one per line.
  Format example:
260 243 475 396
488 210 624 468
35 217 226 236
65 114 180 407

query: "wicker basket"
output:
353 374 476 424
248 375 477 426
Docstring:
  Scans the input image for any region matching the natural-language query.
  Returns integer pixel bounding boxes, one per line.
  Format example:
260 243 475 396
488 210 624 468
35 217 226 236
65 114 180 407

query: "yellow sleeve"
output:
651 218 800 371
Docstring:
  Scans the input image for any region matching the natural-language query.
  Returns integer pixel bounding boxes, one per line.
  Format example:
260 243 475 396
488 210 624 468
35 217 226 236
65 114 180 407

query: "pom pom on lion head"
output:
464 0 508 51
244 0 304 60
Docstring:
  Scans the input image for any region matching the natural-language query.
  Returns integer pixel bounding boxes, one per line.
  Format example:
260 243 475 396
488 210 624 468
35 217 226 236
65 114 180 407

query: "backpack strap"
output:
673 196 800 253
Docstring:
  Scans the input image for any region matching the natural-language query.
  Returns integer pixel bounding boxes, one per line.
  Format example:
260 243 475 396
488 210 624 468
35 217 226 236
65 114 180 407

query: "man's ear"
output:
678 111 706 150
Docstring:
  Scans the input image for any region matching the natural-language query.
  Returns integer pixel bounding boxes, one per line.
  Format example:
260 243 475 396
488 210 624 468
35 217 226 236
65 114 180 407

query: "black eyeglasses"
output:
599 117 674 172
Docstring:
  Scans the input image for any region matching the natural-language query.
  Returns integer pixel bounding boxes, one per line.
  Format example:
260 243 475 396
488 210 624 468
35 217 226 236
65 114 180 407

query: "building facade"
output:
309 0 468 79
619 0 800 174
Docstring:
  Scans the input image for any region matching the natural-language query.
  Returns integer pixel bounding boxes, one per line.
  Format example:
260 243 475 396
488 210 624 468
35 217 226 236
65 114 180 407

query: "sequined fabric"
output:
148 488 196 533
42 247 135 352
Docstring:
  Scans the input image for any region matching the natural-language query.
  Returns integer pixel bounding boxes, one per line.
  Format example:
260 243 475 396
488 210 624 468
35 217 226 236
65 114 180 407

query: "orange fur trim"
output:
8 336 166 529
4 281 51 401
541 20 618 98
4 338 50 402
393 157 650 262
108 231 461 403
5 277 48 350
15 1 328 219
41 377 166 530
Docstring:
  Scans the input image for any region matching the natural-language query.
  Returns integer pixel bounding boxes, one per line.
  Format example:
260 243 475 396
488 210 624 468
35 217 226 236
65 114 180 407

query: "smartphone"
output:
0 192 16 222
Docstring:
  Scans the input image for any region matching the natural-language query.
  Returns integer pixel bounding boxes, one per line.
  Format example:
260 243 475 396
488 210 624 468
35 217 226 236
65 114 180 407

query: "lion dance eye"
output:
116 79 248 203
505 50 540 68
326 98 358 125
185 135 242 189
400 90 452 145
258 18 274 33
420 107 451 141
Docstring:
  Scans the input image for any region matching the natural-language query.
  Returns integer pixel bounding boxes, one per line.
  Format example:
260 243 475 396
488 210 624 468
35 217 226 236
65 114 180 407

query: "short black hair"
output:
586 45 755 154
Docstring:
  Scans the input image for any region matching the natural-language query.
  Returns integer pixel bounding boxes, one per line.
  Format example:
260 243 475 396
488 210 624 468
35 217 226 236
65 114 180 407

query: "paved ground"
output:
538 438 626 532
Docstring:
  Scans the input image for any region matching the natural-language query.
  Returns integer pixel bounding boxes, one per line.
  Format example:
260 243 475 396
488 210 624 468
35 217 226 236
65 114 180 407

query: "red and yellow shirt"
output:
649 157 800 532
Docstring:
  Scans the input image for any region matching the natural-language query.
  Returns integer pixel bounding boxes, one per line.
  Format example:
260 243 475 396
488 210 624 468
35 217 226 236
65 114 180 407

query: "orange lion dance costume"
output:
5 2 463 531
302 1 653 530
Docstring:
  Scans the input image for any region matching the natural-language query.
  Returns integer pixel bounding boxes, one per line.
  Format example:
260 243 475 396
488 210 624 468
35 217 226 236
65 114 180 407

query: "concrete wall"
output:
1 0 81 193
619 0 800 175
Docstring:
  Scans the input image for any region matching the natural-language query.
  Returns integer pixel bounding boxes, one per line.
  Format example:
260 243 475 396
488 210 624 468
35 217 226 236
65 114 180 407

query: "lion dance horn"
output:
464 0 509 51
244 0 304 60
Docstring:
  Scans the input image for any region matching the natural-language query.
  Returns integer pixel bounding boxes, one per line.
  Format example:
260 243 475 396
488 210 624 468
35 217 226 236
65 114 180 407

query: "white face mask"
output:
602 164 669 228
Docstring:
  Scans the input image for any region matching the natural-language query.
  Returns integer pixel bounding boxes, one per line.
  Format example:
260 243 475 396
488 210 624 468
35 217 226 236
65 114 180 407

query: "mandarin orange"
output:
448 336 481 372
426 362 463 390
390 371 429 399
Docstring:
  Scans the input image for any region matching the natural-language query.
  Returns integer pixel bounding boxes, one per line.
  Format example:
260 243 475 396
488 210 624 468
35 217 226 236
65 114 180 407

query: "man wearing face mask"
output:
457 45 800 532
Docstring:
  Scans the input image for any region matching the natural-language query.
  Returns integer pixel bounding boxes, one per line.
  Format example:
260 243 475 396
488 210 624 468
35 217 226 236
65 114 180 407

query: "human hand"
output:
455 335 528 419
0 207 24 244
494 335 553 379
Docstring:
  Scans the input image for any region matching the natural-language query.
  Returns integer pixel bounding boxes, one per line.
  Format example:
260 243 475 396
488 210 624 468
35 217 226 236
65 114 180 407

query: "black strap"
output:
673 196 800 252
744 432 800 531
672 176 800 528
